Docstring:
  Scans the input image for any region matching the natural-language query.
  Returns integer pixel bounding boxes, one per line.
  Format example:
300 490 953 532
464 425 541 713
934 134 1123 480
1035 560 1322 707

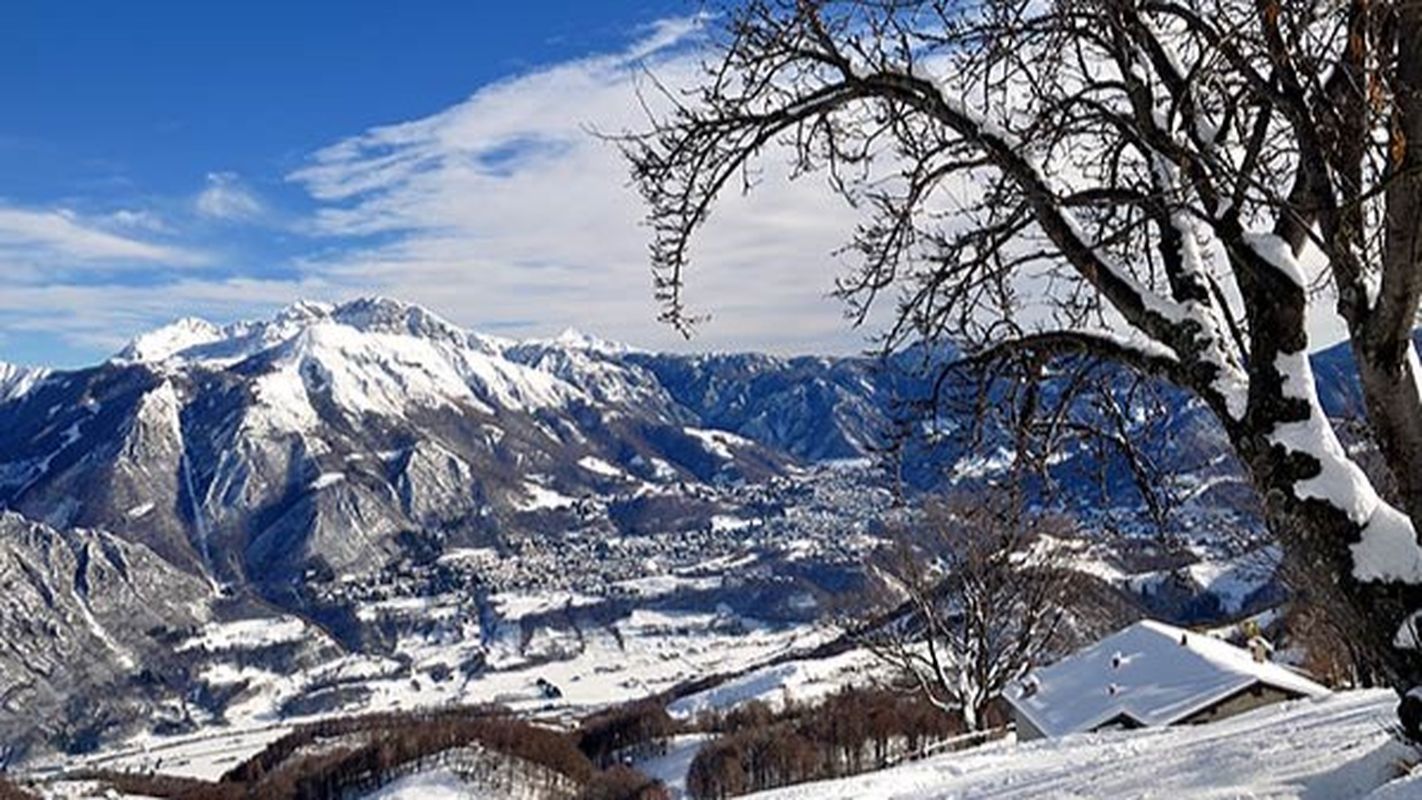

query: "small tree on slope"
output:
852 492 1077 732
623 0 1422 735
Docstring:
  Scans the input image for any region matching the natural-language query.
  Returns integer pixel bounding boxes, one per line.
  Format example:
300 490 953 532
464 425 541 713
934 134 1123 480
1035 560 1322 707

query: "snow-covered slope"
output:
114 316 227 364
364 768 508 799
0 298 808 585
0 361 47 401
751 690 1415 799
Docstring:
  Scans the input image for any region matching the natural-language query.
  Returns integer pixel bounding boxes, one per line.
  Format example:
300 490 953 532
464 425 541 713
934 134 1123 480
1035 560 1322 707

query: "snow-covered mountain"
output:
0 361 47 402
0 298 897 590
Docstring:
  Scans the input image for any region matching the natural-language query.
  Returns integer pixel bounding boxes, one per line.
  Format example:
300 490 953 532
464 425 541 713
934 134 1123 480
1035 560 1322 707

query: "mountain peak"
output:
111 297 655 372
274 299 336 324
0 361 49 402
327 296 472 346
115 316 226 364
548 326 634 354
113 297 479 368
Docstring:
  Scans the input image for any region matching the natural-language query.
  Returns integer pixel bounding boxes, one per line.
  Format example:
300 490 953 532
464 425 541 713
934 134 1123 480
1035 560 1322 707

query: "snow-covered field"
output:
366 769 506 799
637 734 714 799
58 612 841 782
751 690 1416 799
54 723 299 783
177 616 315 652
668 647 877 720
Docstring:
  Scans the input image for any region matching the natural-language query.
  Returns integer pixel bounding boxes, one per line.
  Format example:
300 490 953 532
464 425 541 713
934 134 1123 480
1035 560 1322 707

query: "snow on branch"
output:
1269 347 1422 584
951 330 1180 377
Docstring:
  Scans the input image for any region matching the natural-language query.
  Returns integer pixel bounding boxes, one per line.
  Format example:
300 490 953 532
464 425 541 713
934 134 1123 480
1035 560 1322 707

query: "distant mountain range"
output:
0 298 904 587
0 297 1363 758
0 296 1347 607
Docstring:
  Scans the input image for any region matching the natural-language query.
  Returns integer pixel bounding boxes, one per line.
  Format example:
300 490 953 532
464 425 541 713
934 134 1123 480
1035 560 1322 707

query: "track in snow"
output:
752 690 1415 799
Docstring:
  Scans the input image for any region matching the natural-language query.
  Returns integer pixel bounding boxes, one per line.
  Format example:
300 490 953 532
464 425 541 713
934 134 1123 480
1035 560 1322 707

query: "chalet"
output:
1006 619 1329 740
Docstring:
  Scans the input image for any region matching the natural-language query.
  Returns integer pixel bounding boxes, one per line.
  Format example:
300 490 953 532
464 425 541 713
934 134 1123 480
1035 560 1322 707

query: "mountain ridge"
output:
0 298 897 588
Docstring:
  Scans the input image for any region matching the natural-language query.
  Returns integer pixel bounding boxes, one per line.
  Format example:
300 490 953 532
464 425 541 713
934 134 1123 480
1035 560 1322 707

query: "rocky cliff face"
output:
0 513 211 753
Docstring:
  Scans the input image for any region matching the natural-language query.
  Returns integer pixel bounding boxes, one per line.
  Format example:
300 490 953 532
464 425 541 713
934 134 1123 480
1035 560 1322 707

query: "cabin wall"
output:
1180 683 1298 726
1013 707 1046 741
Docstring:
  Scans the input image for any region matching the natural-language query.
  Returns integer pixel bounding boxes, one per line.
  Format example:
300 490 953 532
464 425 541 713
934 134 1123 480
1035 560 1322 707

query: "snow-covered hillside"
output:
0 513 212 751
751 691 1416 799
0 361 47 401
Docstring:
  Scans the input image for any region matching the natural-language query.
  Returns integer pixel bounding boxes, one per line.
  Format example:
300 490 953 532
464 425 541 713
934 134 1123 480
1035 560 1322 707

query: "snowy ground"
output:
751 690 1416 799
54 613 841 782
365 768 506 799
35 687 1422 799
668 647 878 720
635 734 714 799
50 723 298 783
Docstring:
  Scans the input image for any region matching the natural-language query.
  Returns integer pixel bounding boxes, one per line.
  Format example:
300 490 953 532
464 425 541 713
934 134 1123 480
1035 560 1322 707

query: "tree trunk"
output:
1232 230 1422 732
1256 483 1422 680
1350 4 1422 531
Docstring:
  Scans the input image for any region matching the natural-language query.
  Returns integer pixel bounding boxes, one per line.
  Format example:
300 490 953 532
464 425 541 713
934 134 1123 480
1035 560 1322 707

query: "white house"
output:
1006 619 1330 740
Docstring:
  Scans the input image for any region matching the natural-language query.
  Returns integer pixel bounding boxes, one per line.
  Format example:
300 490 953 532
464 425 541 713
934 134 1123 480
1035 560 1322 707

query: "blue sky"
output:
1 0 875 367
2 2 686 197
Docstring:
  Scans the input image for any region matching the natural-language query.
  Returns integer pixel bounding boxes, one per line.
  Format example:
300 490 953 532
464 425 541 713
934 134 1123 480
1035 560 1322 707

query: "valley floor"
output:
749 690 1419 800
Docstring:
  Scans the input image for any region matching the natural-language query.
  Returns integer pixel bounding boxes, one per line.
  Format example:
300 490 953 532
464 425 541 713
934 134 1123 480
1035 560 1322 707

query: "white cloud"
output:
288 17 877 354
0 17 885 364
0 277 330 355
106 208 171 233
0 205 202 266
0 15 1354 368
195 171 265 221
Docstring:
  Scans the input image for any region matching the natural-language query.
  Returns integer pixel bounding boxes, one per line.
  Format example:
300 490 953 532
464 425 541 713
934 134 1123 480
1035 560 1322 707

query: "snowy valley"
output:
14 0 1422 796
0 298 1401 798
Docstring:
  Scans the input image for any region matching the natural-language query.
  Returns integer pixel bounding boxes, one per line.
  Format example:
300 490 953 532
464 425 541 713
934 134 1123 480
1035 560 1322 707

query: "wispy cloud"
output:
195 171 265 221
0 277 329 354
0 205 203 266
105 208 171 234
288 16 873 354
0 16 877 366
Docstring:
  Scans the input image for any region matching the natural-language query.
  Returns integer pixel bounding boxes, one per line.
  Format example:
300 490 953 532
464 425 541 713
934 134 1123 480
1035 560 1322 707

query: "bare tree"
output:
850 492 1077 731
928 342 1188 524
623 0 1422 733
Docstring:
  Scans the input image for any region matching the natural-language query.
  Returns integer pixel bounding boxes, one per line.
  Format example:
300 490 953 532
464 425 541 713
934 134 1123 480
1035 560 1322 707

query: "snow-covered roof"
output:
1006 619 1329 738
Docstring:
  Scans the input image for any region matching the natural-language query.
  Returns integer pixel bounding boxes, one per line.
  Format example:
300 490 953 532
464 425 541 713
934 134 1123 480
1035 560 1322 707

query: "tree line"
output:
0 777 37 800
72 702 670 800
686 686 992 799
578 700 677 769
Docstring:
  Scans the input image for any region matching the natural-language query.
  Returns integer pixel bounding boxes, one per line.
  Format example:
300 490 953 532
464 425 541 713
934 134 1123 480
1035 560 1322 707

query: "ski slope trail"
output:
753 690 1416 799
